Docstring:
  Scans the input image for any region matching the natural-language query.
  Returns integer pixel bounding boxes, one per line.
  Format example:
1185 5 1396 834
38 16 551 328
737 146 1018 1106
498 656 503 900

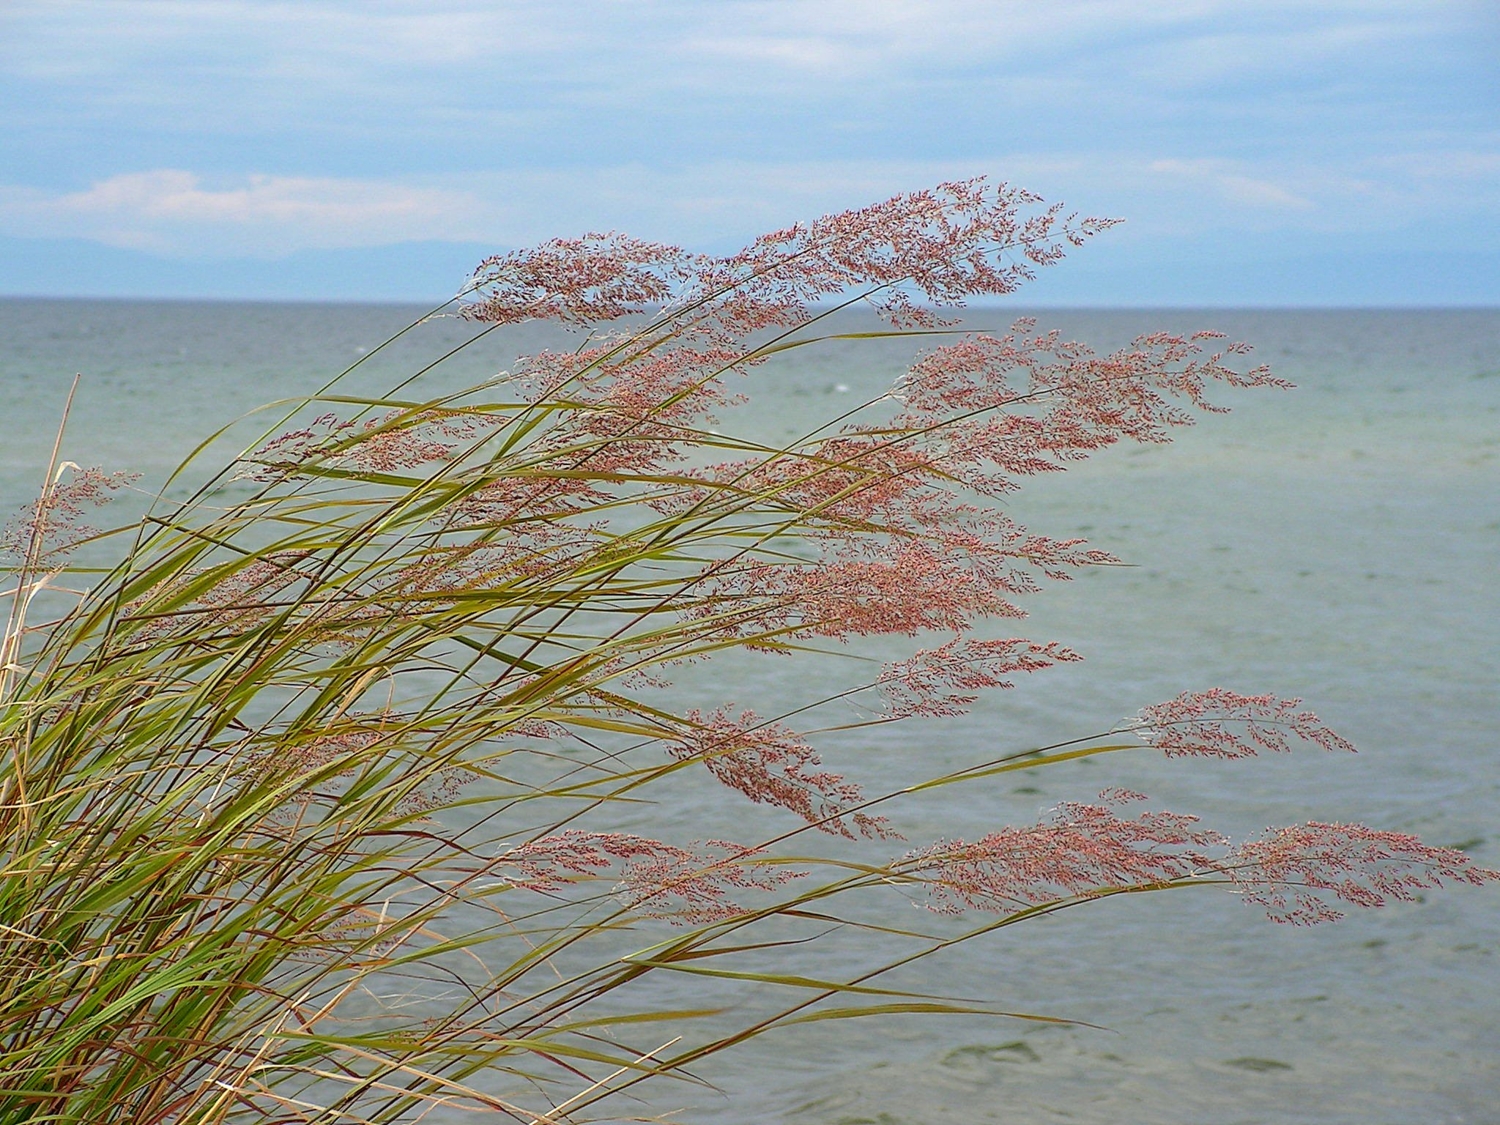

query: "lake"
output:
2 299 1497 1124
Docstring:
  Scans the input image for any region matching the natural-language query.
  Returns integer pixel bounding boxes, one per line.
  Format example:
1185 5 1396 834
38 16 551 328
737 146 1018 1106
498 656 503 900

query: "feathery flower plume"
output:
893 323 1289 498
904 790 1223 915
905 794 1498 925
1225 822 1500 925
1 465 136 566
497 830 803 924
244 409 498 481
249 719 470 827
464 234 696 325
1132 688 1357 758
879 637 1083 719
672 708 892 839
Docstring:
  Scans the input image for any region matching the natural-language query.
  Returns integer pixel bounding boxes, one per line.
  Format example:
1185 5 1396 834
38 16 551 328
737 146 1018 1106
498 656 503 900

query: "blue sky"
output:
1 0 1496 304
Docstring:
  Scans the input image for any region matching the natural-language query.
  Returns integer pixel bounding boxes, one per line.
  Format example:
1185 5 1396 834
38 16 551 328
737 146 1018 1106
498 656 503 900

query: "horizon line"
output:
3 294 1498 313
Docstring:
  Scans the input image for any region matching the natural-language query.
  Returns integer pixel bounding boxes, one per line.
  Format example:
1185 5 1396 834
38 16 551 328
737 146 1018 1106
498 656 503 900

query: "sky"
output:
1 0 1496 305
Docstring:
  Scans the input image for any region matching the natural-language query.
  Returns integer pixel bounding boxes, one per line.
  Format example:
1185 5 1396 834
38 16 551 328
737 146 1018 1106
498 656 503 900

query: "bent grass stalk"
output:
1 179 1494 1123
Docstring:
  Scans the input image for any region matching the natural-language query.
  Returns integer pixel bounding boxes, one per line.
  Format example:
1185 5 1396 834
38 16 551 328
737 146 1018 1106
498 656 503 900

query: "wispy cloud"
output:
0 171 483 255
1150 159 1317 211
2 1 1467 131
0 163 990 257
8 150 1488 264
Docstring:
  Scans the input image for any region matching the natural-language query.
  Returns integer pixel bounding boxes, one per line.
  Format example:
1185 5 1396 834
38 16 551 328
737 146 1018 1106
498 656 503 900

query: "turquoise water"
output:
2 300 1497 1123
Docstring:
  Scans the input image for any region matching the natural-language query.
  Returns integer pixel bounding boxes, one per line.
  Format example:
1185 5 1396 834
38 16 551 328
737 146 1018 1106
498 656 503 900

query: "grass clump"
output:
1 179 1493 1123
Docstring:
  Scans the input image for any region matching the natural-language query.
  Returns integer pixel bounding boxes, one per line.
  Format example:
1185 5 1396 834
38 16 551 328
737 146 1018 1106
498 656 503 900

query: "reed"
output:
1 179 1492 1124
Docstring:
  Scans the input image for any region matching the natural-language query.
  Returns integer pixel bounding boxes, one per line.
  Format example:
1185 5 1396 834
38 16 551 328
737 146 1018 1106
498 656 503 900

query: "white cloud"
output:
0 171 485 255
1215 175 1316 210
4 0 1458 117
3 144 1495 263
1150 159 1316 211
1 160 1102 258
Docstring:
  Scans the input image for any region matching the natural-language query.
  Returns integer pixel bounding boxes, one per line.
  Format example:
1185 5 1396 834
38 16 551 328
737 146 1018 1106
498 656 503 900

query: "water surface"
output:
2 300 1497 1124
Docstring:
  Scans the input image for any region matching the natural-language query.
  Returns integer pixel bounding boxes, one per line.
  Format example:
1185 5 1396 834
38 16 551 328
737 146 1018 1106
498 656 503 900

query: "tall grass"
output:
1 180 1493 1123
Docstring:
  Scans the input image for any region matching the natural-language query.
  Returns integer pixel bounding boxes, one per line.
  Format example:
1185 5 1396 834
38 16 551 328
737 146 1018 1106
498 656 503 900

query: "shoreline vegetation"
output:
1 179 1494 1123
